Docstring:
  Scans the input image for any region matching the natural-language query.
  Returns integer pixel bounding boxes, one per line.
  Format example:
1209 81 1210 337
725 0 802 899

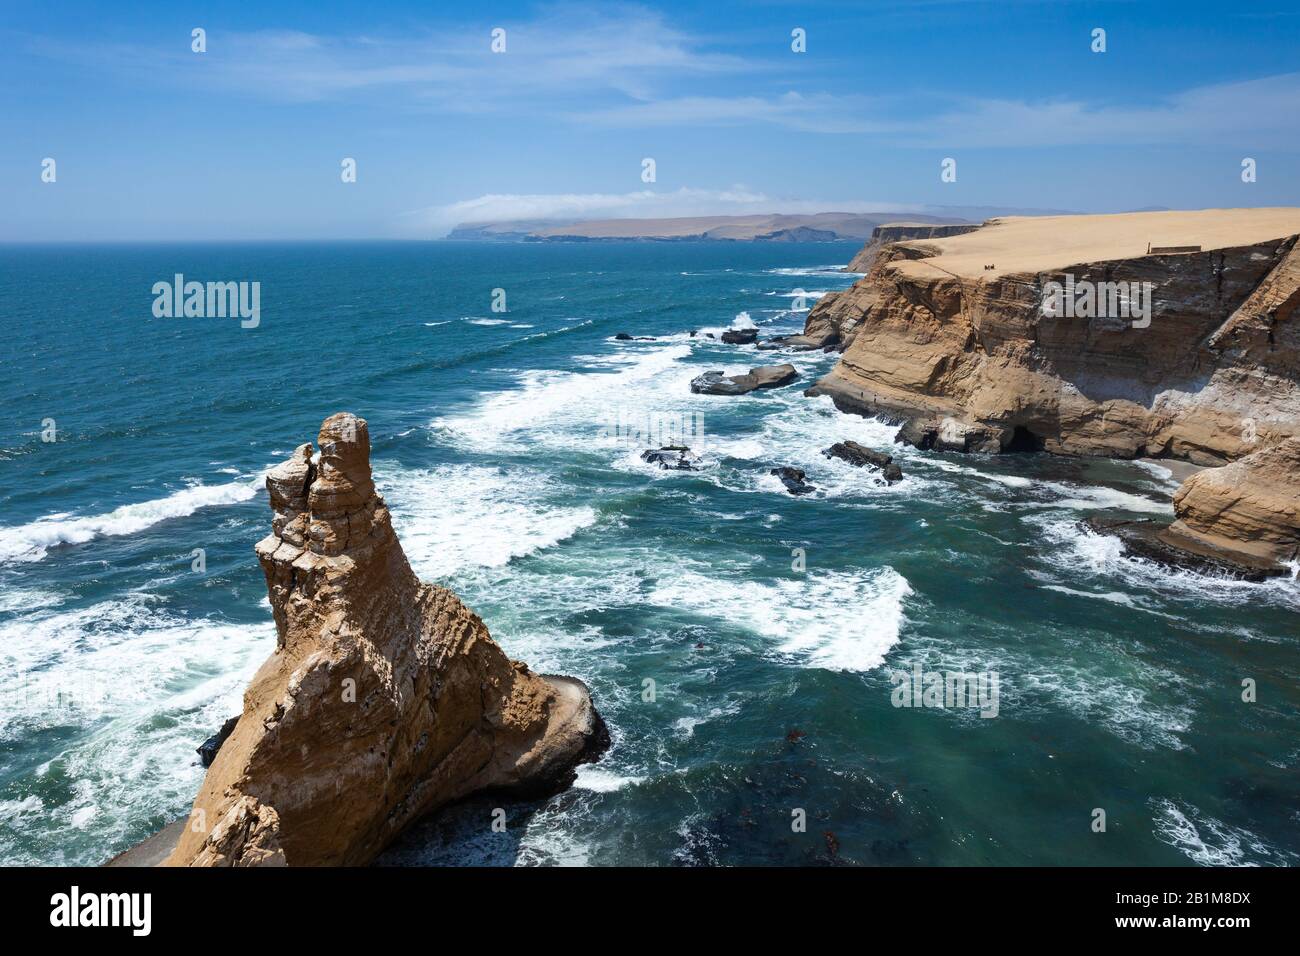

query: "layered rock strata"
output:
805 208 1300 572
807 209 1300 462
1167 437 1300 570
164 413 605 867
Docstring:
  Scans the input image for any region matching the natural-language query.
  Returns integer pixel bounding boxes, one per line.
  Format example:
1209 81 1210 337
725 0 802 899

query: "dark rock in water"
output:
614 333 634 340
721 328 758 345
197 715 240 767
691 364 798 396
757 333 835 353
1084 516 1283 582
641 446 702 471
688 329 698 338
704 333 716 339
614 332 655 341
894 420 938 451
770 466 815 496
823 440 904 483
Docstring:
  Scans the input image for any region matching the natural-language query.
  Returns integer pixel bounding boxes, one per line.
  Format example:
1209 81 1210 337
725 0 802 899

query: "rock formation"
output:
845 222 982 273
770 466 816 496
164 413 605 867
1166 436 1300 572
721 328 758 345
196 715 238 768
691 364 798 395
806 209 1300 463
804 208 1300 572
822 440 904 483
641 445 702 470
781 223 986 352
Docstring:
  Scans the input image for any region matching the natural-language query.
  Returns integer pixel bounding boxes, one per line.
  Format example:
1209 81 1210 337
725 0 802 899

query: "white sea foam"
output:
765 265 850 277
573 765 644 792
464 317 510 326
1150 798 1292 866
430 343 694 455
646 565 912 672
0 595 270 865
0 587 65 614
376 463 597 580
1031 515 1300 610
0 476 262 565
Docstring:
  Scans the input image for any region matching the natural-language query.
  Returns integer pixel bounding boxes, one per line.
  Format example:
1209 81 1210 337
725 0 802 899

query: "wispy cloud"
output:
20 4 1299 151
574 73 1300 147
22 3 754 109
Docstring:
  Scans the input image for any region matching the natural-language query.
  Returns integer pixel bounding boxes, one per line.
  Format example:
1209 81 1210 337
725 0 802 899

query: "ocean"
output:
1 240 1298 867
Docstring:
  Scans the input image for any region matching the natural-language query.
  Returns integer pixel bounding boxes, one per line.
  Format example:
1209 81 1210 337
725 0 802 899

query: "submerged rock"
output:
196 716 239 768
770 466 816 496
163 413 606 867
720 328 758 345
641 445 702 470
691 364 798 396
1085 516 1284 581
823 440 904 483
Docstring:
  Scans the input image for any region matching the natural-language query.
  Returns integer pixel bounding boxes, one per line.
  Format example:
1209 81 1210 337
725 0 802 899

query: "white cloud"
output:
576 73 1300 147
413 188 927 235
27 4 753 108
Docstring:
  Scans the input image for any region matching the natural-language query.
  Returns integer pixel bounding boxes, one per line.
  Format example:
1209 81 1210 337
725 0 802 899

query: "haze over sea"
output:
1 240 1298 866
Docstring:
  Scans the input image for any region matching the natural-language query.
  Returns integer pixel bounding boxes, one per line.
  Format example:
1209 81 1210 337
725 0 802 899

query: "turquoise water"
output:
1 241 1297 867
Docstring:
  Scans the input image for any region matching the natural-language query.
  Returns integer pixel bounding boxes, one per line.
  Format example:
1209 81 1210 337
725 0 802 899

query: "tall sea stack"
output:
164 413 605 866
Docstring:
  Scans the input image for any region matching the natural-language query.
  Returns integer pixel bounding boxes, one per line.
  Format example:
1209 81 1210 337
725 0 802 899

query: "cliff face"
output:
808 210 1300 463
1170 437 1300 568
165 413 604 867
845 222 982 273
806 208 1300 572
802 224 982 351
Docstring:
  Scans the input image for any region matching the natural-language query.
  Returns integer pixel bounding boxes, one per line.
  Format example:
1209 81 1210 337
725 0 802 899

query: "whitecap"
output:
646 564 912 672
0 476 263 564
1151 798 1293 866
375 463 597 580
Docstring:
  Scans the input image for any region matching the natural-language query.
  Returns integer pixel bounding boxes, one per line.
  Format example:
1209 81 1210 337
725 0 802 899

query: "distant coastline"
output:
446 212 970 243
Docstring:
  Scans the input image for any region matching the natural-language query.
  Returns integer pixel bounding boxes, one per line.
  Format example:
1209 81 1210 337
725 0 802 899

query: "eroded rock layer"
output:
165 413 604 867
808 209 1300 464
806 208 1300 572
1169 437 1300 569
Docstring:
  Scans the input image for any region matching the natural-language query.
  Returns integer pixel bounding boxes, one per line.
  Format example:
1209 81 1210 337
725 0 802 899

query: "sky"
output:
2 0 1298 240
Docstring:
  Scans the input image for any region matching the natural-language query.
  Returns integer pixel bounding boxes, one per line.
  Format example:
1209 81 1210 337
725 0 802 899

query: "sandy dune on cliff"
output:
896 207 1300 279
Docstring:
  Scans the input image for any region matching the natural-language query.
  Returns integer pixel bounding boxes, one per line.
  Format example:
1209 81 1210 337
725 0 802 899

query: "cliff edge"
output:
163 413 605 866
805 207 1300 572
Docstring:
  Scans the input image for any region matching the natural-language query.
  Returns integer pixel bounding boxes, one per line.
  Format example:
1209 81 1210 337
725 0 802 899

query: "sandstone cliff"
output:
845 222 982 273
164 413 604 867
805 208 1300 572
1169 437 1300 569
792 223 983 351
808 209 1300 462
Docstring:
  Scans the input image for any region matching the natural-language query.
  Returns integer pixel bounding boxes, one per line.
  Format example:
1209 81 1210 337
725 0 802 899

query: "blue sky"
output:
2 0 1298 239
